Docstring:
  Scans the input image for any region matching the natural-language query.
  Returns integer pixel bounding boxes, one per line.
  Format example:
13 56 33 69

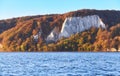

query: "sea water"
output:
0 52 120 76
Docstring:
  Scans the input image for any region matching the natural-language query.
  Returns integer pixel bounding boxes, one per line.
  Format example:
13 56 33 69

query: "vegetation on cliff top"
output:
0 9 120 52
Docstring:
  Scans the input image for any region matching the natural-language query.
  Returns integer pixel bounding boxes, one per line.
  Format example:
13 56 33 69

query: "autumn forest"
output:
0 9 120 52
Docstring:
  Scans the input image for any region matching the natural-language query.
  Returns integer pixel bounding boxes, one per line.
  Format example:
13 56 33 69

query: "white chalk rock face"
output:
59 15 105 38
46 27 59 42
47 15 106 42
33 29 42 42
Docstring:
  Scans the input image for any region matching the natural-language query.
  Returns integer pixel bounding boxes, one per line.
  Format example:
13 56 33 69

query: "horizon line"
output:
0 8 120 20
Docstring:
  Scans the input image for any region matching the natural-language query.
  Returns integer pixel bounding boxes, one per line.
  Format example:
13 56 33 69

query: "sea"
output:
0 52 120 76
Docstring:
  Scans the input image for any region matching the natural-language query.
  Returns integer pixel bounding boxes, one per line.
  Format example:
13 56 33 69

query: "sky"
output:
0 0 120 20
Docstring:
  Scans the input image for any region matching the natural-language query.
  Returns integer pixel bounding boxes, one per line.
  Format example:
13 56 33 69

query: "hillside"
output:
0 9 120 52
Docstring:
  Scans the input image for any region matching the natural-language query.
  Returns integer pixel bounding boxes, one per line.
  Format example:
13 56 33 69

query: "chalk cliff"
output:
47 15 106 42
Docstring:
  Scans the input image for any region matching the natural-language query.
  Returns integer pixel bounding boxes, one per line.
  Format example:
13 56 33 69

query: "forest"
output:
0 9 120 52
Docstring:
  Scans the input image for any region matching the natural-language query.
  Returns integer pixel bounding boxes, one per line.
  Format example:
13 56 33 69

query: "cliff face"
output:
65 9 120 27
60 15 106 37
0 9 120 51
46 15 106 42
46 27 60 42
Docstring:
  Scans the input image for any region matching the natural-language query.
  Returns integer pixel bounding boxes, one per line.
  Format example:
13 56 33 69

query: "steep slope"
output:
65 9 120 27
0 18 17 33
46 15 106 42
60 15 106 37
0 9 120 51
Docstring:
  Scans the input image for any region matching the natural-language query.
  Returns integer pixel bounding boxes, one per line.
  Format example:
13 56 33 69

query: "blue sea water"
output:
0 52 120 76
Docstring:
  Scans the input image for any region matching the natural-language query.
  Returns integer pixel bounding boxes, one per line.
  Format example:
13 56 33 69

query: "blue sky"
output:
0 0 120 20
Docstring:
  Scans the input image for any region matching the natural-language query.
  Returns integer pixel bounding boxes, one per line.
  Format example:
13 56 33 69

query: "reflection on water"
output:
0 52 120 76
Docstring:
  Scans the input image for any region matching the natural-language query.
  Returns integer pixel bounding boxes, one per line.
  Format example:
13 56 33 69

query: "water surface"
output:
0 52 120 76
